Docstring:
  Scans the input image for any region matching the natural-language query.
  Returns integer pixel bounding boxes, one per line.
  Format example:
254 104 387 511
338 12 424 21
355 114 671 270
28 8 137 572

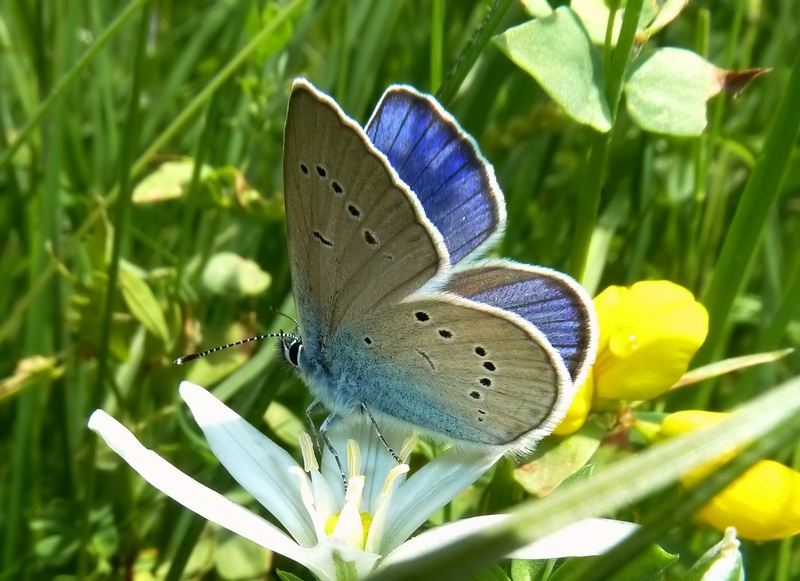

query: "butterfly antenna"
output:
174 332 286 365
270 307 299 327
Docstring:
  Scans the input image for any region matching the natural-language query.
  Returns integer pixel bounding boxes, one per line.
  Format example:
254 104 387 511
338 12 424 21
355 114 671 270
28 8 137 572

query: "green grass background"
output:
1 0 799 579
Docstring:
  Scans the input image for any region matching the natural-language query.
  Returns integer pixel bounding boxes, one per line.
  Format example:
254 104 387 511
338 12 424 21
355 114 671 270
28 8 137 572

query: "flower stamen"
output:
299 431 319 472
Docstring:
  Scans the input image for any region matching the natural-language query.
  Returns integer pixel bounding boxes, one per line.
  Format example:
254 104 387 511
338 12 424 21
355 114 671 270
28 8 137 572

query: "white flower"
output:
88 381 636 580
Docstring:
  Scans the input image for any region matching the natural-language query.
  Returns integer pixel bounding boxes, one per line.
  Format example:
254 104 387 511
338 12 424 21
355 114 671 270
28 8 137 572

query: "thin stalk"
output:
695 48 800 366
431 0 444 92
0 0 310 347
0 0 148 169
569 0 644 281
437 0 513 106
80 5 150 577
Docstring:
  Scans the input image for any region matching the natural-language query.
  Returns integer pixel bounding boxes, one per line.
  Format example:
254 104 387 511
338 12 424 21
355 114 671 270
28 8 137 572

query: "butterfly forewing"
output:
284 80 449 344
445 261 597 386
330 294 572 450
366 88 506 264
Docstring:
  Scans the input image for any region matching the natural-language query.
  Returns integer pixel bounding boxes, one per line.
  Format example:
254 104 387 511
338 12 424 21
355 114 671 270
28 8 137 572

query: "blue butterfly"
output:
281 78 596 457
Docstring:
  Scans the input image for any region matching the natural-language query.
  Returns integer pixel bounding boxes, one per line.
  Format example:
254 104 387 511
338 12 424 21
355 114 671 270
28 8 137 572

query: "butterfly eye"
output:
281 337 303 367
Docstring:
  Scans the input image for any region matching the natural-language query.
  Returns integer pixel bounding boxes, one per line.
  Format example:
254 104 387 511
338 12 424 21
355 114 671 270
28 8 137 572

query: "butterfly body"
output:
282 78 596 454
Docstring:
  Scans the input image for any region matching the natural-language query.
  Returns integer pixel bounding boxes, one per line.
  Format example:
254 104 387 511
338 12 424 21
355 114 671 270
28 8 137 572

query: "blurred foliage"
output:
0 0 798 579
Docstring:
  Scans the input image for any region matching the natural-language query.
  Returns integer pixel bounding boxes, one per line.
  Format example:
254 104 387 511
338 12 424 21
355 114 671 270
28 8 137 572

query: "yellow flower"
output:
592 281 708 401
553 369 594 435
660 410 800 541
555 281 708 435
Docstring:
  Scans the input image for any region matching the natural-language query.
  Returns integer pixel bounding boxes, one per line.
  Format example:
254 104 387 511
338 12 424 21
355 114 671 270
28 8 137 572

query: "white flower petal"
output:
381 447 502 554
305 539 381 581
309 468 339 524
380 515 638 568
289 466 328 541
364 464 408 555
179 381 316 546
322 417 403 513
507 517 639 559
87 410 314 567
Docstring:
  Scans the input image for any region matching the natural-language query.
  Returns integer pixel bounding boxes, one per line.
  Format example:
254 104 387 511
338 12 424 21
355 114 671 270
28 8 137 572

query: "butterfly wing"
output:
444 260 597 386
283 79 450 348
329 293 573 452
365 87 505 264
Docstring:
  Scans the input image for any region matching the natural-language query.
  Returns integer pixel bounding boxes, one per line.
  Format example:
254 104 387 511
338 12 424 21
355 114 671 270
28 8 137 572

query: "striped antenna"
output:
174 332 291 365
270 307 299 327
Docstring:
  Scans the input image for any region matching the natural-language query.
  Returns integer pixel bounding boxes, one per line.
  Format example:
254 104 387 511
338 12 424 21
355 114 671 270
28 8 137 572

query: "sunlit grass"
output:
1 1 798 579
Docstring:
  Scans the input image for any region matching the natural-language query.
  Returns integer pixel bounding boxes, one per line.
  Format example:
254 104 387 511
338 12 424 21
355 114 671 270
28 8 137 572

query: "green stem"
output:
80 5 150 576
569 0 644 282
0 0 310 347
437 0 513 105
695 48 800 366
431 0 444 92
0 0 148 169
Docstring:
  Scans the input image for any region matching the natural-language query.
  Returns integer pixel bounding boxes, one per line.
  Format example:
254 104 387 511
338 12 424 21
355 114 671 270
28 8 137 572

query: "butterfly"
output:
280 78 597 458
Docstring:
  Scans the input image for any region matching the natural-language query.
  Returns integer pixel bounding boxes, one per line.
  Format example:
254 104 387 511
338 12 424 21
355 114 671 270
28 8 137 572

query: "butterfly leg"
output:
305 400 325 456
361 402 401 464
319 414 348 489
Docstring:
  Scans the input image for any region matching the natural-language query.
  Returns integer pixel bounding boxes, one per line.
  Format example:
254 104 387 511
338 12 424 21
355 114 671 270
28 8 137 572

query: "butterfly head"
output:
279 331 303 368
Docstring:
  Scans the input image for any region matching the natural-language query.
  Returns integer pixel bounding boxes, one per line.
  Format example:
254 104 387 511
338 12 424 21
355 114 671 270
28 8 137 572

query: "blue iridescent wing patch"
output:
366 87 506 264
444 260 597 386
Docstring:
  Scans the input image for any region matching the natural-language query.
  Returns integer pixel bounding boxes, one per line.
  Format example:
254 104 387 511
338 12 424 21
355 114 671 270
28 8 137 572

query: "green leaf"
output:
571 0 622 45
202 252 272 297
520 0 553 18
624 47 716 136
246 3 294 63
118 260 170 345
672 348 793 388
277 570 309 581
494 7 612 132
132 159 212 203
215 529 272 579
641 0 689 39
514 417 604 497
470 563 513 581
510 558 551 581
552 544 677 581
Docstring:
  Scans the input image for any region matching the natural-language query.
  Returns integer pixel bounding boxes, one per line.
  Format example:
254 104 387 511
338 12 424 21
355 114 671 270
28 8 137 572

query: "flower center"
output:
325 511 374 547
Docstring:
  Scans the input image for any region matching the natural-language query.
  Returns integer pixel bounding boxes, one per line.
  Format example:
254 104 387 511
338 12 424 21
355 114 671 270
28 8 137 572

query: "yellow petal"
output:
660 410 800 540
659 410 727 437
694 460 800 541
553 370 594 435
593 281 708 400
659 411 736 483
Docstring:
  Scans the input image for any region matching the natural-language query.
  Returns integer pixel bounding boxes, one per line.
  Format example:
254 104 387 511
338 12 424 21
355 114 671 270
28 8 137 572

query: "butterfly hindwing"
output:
366 87 505 264
444 260 597 386
327 293 572 451
283 79 450 347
